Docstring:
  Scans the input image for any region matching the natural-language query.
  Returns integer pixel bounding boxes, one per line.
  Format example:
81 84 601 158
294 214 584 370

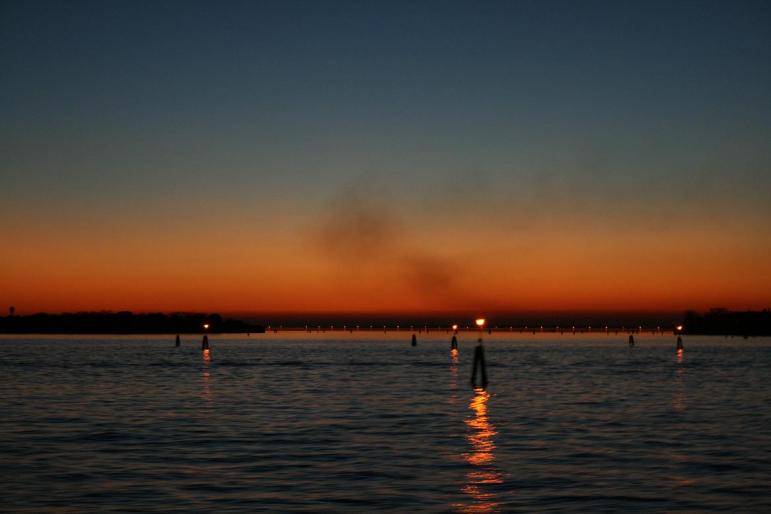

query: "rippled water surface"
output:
2 333 771 512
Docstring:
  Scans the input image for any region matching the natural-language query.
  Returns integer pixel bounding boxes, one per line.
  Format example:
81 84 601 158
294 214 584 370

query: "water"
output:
1 333 770 512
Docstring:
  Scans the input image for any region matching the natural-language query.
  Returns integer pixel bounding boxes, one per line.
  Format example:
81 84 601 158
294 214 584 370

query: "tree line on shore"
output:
0 311 265 334
683 309 771 336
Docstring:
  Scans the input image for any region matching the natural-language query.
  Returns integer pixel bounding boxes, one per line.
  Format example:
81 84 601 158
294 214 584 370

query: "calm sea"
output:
1 333 770 512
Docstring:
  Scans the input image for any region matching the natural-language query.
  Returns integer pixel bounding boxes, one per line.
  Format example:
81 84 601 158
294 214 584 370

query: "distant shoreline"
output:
1 309 769 336
0 311 265 335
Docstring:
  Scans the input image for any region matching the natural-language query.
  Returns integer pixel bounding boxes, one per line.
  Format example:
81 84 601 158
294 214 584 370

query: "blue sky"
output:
2 0 770 313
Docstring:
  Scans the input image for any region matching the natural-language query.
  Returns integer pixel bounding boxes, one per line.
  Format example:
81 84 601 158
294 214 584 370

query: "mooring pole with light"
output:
202 322 211 360
471 317 488 390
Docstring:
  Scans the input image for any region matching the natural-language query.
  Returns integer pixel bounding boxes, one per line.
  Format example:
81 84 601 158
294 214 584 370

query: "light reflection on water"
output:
458 388 503 513
448 351 460 403
201 371 212 404
1 334 771 512
673 354 686 413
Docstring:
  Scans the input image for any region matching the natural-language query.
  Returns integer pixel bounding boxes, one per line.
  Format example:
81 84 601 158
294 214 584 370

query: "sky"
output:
1 0 770 316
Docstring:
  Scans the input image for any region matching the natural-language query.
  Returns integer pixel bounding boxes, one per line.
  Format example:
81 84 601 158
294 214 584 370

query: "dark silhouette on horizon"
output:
683 309 771 337
0 311 265 334
244 311 685 330
2 308 769 336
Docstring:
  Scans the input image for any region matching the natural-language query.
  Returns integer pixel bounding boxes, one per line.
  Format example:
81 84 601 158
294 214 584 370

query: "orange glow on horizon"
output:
2 214 769 314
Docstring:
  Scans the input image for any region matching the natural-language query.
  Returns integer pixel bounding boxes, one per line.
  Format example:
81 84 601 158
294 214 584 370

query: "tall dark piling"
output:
471 343 488 390
411 333 417 346
175 334 180 347
676 335 684 352
202 334 209 351
628 334 635 347
451 335 458 351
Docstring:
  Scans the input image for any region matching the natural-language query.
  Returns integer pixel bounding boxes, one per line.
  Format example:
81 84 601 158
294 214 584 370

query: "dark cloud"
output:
312 183 401 263
309 181 492 306
400 252 460 300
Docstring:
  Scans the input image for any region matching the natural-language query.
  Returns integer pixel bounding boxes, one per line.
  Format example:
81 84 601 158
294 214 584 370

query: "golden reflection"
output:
673 360 686 412
202 348 211 362
465 390 497 465
448 350 459 403
201 371 212 403
457 388 502 513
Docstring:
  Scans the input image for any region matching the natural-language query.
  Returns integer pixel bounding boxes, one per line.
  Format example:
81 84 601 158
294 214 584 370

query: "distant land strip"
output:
0 312 264 334
1 309 770 336
683 309 771 337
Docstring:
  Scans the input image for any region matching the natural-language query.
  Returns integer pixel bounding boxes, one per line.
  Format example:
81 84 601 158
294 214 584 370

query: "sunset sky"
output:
2 0 770 315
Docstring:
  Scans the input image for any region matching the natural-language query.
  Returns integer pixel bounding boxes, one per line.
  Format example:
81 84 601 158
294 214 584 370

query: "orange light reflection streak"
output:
201 370 212 403
457 389 502 513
